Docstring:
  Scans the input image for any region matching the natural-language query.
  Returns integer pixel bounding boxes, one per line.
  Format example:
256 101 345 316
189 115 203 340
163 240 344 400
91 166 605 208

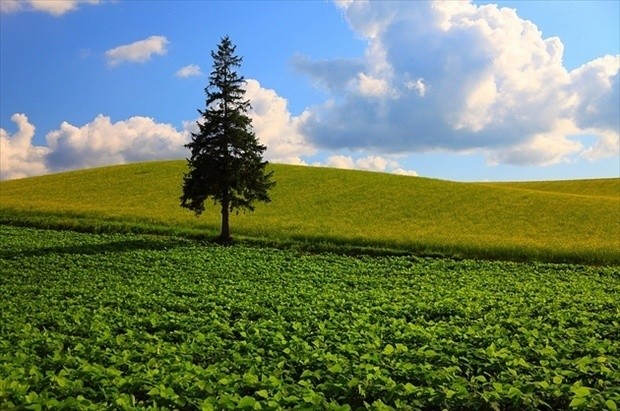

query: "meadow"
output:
1 226 619 410
0 161 619 264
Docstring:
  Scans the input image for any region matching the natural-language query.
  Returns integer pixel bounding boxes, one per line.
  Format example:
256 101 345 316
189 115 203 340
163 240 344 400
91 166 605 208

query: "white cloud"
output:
392 168 419 177
0 114 49 180
405 77 426 97
176 64 203 78
569 55 620 133
325 154 417 176
1 0 101 16
355 73 393 97
325 155 355 169
295 0 619 166
105 36 169 66
0 107 419 180
487 134 583 167
244 79 315 165
45 115 189 171
355 155 398 171
0 80 317 179
580 130 620 161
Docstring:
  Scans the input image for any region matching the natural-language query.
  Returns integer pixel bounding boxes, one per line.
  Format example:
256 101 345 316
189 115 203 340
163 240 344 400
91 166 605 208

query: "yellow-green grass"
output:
1 160 619 264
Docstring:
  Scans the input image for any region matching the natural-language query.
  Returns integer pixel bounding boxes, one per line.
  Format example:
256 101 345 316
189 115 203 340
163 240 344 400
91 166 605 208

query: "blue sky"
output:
1 0 618 181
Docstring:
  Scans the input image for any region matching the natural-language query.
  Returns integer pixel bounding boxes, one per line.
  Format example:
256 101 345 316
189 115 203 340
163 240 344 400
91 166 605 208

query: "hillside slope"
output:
1 161 618 263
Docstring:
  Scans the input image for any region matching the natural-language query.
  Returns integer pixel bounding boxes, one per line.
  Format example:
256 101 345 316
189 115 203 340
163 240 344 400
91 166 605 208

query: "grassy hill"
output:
1 160 619 264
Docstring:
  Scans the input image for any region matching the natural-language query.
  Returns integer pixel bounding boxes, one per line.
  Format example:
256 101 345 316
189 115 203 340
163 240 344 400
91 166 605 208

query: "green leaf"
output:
303 392 323 405
237 396 256 408
395 343 408 352
161 386 176 398
115 395 133 408
569 397 586 408
347 378 360 389
571 386 591 398
553 376 563 384
243 372 259 386
382 344 394 355
256 390 269 399
201 401 215 411
444 388 457 399
605 400 617 411
55 376 69 388
328 364 343 374
404 383 417 394
25 392 39 404
300 370 315 379
515 358 529 368
507 386 523 397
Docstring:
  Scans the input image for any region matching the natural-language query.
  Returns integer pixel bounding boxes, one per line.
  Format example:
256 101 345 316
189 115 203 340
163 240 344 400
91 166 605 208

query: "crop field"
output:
1 161 619 264
1 226 619 410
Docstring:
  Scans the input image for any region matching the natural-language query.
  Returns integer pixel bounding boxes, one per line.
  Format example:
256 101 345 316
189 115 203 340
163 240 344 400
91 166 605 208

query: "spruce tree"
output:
180 36 274 242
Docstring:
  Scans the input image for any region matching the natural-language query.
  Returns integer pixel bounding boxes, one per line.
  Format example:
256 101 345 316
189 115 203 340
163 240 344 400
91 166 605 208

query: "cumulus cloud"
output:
176 64 203 78
45 115 189 171
1 0 101 16
569 55 620 133
325 154 417 176
0 82 415 181
0 114 190 179
295 0 619 166
580 130 620 161
244 79 315 164
0 114 49 180
0 79 315 179
1 105 417 179
105 36 169 66
487 131 583 167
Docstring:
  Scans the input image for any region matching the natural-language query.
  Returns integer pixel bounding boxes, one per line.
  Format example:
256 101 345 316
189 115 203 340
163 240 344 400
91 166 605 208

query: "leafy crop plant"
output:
1 226 619 409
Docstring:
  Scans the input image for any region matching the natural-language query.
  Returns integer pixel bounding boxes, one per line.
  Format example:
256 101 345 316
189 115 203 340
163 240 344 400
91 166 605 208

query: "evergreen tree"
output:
180 36 274 242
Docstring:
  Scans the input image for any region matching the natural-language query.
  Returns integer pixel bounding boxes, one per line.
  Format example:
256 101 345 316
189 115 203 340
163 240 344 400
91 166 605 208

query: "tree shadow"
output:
0 238 192 260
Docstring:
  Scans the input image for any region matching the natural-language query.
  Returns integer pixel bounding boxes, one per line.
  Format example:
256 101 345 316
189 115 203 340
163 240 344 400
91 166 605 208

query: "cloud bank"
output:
295 1 619 166
0 113 190 180
105 36 169 66
0 81 308 179
1 81 417 179
0 0 101 16
45 115 189 171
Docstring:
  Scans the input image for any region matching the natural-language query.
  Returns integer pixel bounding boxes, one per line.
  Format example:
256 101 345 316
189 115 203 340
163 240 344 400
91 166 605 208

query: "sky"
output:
1 0 618 182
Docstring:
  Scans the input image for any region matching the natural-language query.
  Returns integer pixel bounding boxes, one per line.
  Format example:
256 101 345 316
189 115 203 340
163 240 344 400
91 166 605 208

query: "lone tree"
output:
180 36 274 242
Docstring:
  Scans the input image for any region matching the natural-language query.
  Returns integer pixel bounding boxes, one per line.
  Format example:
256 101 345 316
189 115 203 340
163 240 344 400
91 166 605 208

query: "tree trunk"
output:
219 197 232 243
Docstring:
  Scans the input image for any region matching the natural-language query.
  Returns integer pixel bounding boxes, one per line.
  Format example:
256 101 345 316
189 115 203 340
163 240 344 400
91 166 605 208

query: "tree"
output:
180 36 274 243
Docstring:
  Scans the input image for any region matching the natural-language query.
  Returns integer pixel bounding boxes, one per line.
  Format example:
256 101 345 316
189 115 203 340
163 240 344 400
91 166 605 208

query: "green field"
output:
1 161 618 264
1 226 619 410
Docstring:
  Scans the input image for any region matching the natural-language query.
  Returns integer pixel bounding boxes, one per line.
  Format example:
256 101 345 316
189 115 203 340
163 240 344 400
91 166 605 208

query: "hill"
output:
1 161 619 264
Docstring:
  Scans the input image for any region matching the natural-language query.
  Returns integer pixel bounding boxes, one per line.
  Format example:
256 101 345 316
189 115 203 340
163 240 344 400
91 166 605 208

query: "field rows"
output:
1 226 619 410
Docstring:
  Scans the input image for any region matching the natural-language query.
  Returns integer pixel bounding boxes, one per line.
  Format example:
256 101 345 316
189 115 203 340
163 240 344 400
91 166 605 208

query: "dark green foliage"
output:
2 226 620 410
180 36 274 241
